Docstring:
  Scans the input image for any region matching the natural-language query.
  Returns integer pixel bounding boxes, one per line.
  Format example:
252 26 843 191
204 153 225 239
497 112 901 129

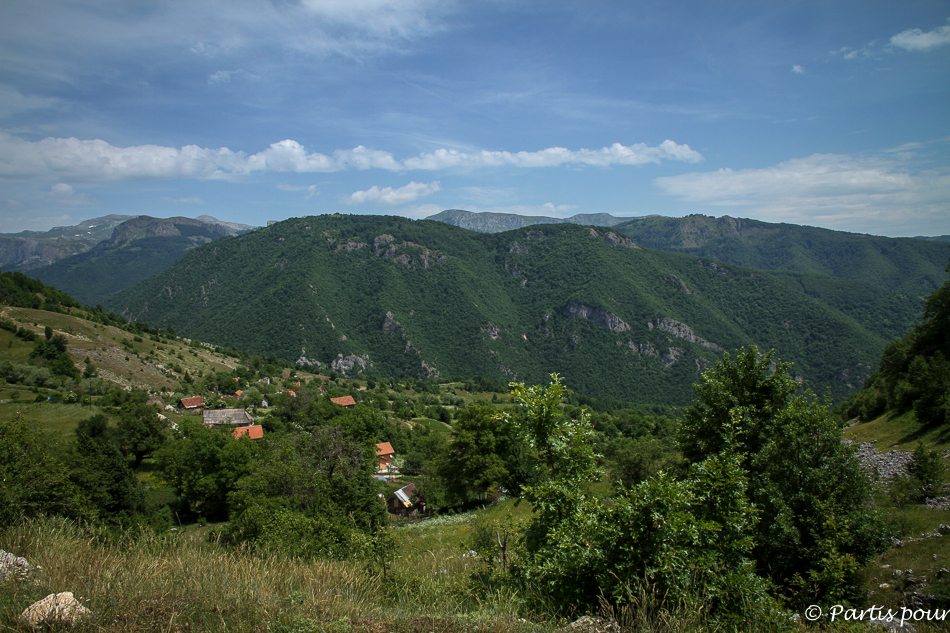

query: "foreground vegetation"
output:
2 261 950 630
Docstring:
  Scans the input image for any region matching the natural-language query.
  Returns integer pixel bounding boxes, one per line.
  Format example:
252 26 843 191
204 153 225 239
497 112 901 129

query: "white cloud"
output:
47 182 90 205
655 152 950 235
298 0 449 39
0 132 702 183
345 181 441 205
890 20 950 51
161 196 206 204
402 141 703 170
276 183 320 199
791 65 804 75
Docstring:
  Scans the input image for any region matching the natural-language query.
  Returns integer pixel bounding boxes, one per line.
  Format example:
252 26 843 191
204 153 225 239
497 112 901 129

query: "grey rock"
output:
0 550 32 583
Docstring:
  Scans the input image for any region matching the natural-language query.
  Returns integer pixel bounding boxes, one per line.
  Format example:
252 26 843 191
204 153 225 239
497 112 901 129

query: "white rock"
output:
20 592 92 629
0 550 32 582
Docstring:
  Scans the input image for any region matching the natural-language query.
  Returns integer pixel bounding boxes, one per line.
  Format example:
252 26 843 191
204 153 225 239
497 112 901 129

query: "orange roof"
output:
180 396 204 409
376 442 395 456
331 395 357 407
233 425 264 440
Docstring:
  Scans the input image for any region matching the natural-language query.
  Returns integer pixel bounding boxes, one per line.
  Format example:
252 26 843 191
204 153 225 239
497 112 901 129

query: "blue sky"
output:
1 0 948 237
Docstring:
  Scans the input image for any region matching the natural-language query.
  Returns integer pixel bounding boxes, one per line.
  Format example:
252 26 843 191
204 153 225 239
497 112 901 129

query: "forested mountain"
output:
429 210 948 298
613 214 949 297
106 214 904 405
426 209 635 233
28 216 249 305
842 261 950 427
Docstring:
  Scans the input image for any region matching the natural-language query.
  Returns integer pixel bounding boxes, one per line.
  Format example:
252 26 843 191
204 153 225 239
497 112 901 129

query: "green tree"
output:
604 435 681 488
156 420 248 520
437 402 530 504
70 413 146 524
679 346 888 606
507 375 773 622
0 414 91 527
501 374 601 554
226 426 383 558
117 403 170 468
893 443 947 506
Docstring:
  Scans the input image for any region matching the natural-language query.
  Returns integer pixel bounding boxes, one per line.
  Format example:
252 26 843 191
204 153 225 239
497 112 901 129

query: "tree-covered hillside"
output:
613 214 949 298
842 259 950 428
104 215 900 405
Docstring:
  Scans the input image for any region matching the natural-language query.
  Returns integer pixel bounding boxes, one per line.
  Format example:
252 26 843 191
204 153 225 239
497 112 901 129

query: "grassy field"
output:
844 410 950 450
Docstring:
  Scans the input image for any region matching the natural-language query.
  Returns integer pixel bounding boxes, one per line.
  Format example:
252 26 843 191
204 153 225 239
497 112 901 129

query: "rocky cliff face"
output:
562 301 631 333
649 317 723 351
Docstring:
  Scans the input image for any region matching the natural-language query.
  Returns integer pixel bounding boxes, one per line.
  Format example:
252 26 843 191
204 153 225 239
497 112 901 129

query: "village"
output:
176 389 426 519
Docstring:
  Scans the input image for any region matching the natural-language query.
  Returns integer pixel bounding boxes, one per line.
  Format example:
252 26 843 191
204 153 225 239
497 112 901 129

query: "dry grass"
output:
0 518 540 633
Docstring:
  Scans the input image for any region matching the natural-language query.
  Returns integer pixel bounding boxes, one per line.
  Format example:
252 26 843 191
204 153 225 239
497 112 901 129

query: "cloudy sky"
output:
1 0 948 237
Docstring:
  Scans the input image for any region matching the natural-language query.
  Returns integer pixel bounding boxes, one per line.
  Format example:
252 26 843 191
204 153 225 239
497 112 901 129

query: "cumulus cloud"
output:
791 65 805 74
0 132 702 183
344 181 441 205
402 141 703 170
655 152 950 235
890 20 950 51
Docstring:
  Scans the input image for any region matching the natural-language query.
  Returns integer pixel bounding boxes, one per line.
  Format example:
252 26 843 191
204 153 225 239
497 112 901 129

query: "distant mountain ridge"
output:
105 214 909 405
426 209 640 233
0 215 133 271
1 214 258 273
612 214 949 297
28 216 250 305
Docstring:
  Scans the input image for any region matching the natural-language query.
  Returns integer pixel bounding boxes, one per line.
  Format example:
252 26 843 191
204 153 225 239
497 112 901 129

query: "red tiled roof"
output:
233 425 264 440
180 396 204 409
331 395 357 407
376 442 395 456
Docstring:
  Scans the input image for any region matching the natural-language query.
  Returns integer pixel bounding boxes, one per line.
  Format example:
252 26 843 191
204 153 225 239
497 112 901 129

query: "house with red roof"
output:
375 441 396 474
330 395 357 408
232 425 264 440
179 396 204 410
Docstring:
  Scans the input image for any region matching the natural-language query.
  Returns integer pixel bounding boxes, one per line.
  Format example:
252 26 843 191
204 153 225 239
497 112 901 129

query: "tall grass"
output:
3 515 926 632
0 517 532 633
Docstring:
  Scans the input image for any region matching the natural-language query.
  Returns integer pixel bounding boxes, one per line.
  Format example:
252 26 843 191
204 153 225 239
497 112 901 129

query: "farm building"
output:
203 408 254 427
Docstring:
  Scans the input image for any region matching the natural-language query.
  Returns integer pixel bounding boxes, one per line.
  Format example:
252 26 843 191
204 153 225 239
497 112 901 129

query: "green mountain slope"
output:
613 214 949 297
29 216 242 305
105 215 898 405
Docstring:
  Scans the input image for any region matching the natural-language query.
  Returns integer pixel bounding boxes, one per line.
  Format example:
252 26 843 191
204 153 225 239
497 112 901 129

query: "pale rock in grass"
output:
0 550 33 583
20 592 91 629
